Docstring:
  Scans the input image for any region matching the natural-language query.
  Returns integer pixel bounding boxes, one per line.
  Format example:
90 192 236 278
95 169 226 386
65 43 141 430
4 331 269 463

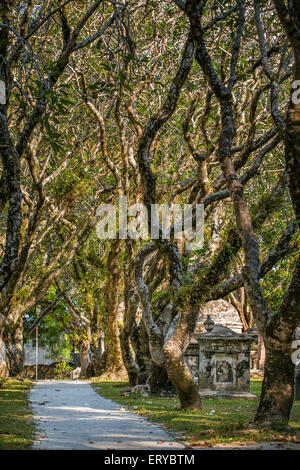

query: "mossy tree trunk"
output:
130 320 152 384
104 240 127 379
147 362 174 393
254 339 295 424
6 317 25 377
119 241 140 385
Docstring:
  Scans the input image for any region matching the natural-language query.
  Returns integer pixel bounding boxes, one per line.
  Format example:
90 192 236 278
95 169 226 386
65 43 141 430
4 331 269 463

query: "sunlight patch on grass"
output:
92 379 300 446
0 379 34 450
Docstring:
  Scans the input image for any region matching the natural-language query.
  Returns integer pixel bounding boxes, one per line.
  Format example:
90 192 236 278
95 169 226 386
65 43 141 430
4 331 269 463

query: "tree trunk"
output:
119 328 139 386
147 362 174 393
254 340 295 425
105 302 127 379
162 302 202 410
120 242 140 386
92 335 104 377
104 240 127 378
163 341 201 409
135 243 201 408
13 318 25 377
6 318 25 377
80 340 91 378
252 14 300 424
119 295 140 386
258 333 266 370
130 321 152 384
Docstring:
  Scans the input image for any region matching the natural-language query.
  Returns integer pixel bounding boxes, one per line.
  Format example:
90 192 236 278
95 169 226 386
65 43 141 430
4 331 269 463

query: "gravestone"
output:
185 300 262 378
197 317 256 399
185 300 243 380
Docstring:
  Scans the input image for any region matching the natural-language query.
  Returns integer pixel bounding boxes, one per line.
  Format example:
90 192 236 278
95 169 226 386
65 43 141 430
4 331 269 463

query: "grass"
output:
0 379 35 450
92 379 300 447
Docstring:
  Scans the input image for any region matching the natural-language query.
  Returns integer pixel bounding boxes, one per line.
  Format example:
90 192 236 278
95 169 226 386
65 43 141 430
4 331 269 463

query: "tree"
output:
0 1 121 365
0 0 299 429
176 0 300 423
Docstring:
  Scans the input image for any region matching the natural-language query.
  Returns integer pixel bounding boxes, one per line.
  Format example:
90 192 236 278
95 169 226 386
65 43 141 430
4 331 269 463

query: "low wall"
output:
24 342 53 365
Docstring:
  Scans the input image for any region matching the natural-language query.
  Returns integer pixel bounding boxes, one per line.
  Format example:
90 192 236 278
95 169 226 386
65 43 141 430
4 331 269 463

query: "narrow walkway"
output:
30 380 186 450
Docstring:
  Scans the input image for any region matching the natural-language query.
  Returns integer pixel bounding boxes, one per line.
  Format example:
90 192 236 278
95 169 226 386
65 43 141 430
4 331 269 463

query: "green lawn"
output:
0 379 34 450
92 380 300 447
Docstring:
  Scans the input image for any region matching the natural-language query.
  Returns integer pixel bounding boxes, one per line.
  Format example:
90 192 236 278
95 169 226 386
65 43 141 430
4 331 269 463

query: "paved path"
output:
30 380 186 450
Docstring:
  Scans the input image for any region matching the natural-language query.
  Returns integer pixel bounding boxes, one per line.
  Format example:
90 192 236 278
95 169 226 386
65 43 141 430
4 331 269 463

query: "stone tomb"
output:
185 300 262 376
185 300 244 381
196 317 256 399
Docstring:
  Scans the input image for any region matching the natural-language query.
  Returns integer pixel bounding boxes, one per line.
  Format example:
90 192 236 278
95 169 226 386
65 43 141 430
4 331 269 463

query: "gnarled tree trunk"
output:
163 304 201 409
255 339 295 424
80 340 91 378
104 240 127 379
6 317 25 377
92 335 104 377
120 241 140 385
147 362 174 393
135 243 201 408
130 320 152 384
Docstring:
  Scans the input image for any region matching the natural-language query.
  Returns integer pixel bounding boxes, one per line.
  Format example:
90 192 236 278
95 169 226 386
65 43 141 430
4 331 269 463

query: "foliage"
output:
54 361 72 380
0 0 299 426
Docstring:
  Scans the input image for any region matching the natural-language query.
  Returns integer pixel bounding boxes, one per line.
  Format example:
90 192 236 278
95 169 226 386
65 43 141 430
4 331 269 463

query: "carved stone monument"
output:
185 300 243 380
185 300 263 376
197 317 256 399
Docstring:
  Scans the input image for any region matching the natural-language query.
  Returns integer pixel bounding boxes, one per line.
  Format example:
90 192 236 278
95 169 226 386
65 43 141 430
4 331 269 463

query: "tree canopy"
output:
0 0 299 426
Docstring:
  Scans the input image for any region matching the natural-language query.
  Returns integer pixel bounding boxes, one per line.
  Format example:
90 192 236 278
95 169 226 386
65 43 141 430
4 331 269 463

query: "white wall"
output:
24 341 53 365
